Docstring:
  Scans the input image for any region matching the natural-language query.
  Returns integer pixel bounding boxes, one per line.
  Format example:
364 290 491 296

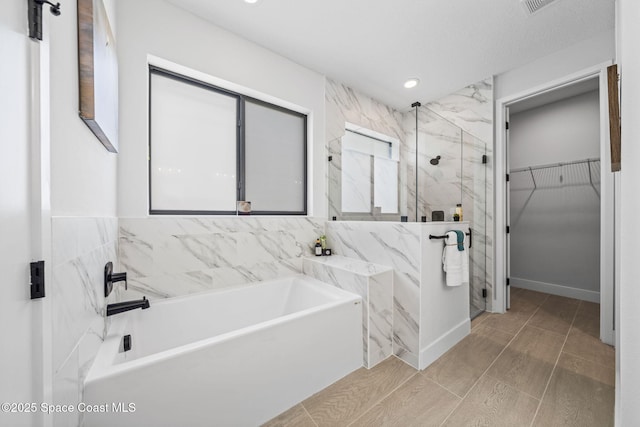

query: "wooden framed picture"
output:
77 0 118 153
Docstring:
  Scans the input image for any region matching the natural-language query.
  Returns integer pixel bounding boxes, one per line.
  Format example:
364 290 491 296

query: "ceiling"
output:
166 0 615 111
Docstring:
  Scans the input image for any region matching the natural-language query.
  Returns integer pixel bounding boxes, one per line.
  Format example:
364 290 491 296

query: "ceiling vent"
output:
520 0 559 15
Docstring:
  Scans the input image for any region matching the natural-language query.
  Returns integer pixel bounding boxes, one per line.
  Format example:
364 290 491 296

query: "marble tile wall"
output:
326 79 407 220
424 78 494 144
303 256 393 368
118 217 324 300
405 107 463 222
326 77 494 310
325 221 422 368
403 78 494 312
423 78 495 311
51 217 119 427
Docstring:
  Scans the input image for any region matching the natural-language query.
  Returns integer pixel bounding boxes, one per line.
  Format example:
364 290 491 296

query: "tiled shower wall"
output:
420 78 494 311
118 217 324 300
326 79 407 220
51 217 119 427
326 77 494 310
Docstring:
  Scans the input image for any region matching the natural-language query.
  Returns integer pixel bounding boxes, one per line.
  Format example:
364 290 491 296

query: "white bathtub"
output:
83 275 363 427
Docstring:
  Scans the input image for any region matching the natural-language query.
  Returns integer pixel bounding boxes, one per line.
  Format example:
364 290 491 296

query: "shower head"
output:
430 156 441 166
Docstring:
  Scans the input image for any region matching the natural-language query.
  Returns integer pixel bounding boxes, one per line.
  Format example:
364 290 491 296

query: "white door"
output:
0 1 51 426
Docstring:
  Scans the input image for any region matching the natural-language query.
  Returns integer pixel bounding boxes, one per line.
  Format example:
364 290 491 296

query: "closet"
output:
508 79 601 303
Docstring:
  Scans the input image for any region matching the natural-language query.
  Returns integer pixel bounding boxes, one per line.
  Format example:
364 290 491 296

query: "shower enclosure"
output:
406 105 488 318
328 105 489 318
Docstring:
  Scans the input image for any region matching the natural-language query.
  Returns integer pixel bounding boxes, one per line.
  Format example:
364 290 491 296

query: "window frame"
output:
341 128 400 215
148 66 308 216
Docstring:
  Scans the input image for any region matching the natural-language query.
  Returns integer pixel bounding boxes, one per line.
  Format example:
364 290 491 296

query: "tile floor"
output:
264 288 615 427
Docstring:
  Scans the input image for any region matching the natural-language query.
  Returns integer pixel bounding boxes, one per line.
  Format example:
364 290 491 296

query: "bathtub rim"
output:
86 274 361 385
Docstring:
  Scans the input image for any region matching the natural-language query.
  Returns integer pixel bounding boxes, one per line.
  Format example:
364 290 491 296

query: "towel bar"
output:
429 229 472 248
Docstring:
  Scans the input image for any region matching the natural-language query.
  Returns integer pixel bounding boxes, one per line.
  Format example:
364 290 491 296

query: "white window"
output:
341 128 399 214
149 67 307 215
244 99 306 213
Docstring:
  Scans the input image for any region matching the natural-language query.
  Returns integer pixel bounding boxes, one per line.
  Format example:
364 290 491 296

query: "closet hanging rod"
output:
510 158 600 174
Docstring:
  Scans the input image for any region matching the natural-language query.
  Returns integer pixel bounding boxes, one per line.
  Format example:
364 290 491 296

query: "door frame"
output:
29 12 53 427
495 61 616 345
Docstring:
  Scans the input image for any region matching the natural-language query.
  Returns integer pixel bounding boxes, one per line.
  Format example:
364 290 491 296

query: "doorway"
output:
508 78 601 302
495 63 615 345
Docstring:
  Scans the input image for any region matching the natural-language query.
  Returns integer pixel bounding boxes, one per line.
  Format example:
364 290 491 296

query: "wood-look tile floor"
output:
264 288 614 427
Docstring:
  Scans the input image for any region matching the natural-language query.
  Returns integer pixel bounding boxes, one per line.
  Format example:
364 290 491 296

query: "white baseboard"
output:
419 318 470 370
511 277 600 303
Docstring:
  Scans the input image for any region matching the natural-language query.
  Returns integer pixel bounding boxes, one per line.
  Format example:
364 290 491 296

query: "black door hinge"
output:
506 173 510 182
505 121 510 130
30 260 45 299
506 278 511 286
482 289 487 298
482 154 488 164
328 155 333 162
506 225 510 234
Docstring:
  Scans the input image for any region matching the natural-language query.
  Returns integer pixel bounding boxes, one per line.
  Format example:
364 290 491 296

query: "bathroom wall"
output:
50 1 117 216
118 217 324 300
617 0 640 421
326 79 407 220
494 29 614 101
509 91 601 300
48 1 119 426
116 0 326 218
325 221 422 367
110 1 328 302
50 218 118 427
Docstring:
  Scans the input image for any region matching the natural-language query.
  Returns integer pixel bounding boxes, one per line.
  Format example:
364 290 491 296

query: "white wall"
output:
116 0 326 217
510 91 601 168
48 2 120 425
50 0 117 216
509 91 601 298
495 29 615 101
494 29 615 315
0 2 39 425
616 0 640 423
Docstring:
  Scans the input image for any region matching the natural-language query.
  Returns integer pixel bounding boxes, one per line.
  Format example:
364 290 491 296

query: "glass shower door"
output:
463 131 488 317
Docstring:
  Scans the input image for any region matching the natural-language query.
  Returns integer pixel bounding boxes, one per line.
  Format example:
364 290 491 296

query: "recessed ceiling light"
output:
404 78 420 89
244 0 259 3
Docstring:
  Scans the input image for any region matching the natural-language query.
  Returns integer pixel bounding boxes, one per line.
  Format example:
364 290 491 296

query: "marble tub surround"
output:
326 221 472 369
51 216 119 427
118 217 324 300
325 221 422 367
303 255 393 368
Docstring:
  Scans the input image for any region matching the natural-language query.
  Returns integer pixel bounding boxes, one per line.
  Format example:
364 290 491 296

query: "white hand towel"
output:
442 231 469 287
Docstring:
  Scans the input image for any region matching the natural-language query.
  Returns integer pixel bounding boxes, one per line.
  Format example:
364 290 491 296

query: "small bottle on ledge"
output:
455 204 463 221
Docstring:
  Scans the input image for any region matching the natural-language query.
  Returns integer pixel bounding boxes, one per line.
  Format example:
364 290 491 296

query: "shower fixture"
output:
430 156 441 165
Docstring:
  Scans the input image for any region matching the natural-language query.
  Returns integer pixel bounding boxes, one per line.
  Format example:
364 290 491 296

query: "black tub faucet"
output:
106 297 150 316
104 261 127 297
